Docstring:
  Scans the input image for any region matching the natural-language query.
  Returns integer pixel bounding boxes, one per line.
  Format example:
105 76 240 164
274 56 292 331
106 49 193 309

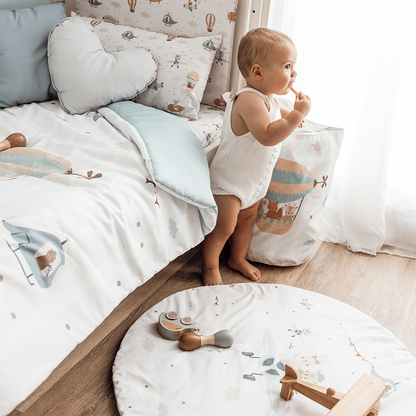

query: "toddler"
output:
202 28 311 286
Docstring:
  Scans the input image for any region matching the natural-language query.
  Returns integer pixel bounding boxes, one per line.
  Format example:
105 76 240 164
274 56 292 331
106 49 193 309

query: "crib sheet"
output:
0 100 216 415
177 104 224 148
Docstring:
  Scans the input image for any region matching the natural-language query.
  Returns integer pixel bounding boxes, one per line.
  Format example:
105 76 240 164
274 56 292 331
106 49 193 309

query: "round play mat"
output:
113 284 416 415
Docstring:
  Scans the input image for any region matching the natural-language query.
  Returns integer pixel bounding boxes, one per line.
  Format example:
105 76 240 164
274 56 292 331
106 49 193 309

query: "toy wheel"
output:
180 316 193 325
166 311 178 320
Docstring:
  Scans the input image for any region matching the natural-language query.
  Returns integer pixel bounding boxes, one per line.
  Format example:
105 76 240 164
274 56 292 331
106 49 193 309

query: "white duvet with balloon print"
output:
0 99 213 416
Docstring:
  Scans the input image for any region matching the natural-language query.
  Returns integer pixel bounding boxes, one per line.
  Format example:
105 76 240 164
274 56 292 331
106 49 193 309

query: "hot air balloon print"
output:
2 220 68 288
128 0 137 12
89 19 101 28
256 158 327 235
103 15 119 24
0 148 102 181
186 71 199 91
205 13 216 32
227 10 236 22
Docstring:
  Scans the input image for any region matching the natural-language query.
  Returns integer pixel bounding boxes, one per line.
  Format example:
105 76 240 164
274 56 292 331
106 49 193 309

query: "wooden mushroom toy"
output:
0 133 27 152
178 329 234 351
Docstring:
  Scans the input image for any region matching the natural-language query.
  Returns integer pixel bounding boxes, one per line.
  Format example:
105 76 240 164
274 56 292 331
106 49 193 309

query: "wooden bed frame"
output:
7 1 271 415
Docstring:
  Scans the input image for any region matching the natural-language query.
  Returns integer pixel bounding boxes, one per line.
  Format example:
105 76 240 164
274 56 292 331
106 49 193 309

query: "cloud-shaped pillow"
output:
48 18 157 114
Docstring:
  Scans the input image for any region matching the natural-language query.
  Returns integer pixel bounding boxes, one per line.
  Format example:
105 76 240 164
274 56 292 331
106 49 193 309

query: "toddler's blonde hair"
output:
237 28 293 78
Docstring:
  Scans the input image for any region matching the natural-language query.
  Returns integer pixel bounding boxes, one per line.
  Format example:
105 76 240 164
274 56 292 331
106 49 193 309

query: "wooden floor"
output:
10 241 416 416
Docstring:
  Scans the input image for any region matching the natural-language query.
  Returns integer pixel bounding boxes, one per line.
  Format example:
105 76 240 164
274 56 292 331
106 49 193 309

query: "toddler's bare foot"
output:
202 267 224 286
228 257 261 281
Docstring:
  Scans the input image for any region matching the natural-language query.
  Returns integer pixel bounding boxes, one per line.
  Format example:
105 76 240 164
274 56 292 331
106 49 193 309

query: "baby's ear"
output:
251 64 263 81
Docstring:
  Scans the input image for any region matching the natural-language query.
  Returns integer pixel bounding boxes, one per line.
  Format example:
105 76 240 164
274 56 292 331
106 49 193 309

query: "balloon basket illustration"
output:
256 158 328 235
2 220 68 288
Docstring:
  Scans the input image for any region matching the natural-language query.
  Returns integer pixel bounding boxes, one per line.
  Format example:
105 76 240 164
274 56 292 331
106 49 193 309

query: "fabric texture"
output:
177 104 224 148
74 14 221 120
0 100 216 416
0 0 46 9
113 283 416 416
74 0 238 108
247 113 344 266
48 17 157 115
0 1 66 108
210 88 281 210
99 101 217 234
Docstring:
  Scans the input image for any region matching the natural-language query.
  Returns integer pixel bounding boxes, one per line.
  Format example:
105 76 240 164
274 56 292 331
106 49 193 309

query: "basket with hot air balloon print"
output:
247 119 344 266
255 158 328 236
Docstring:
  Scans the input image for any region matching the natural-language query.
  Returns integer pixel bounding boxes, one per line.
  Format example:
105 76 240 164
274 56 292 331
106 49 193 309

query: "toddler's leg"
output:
202 194 241 285
228 200 261 281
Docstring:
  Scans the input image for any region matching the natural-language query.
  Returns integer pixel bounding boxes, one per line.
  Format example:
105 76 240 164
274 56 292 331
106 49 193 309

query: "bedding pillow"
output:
48 18 157 115
247 116 344 267
75 15 222 120
0 1 66 108
0 0 47 10
74 0 238 109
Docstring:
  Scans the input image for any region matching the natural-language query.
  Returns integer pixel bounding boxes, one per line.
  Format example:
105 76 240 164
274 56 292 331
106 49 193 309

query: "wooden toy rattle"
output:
178 329 234 351
158 311 199 341
0 133 27 152
280 364 386 416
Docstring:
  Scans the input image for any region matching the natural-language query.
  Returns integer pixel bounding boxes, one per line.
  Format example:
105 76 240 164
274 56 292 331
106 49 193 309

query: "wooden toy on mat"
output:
178 329 234 351
0 133 27 152
158 311 198 341
280 364 385 416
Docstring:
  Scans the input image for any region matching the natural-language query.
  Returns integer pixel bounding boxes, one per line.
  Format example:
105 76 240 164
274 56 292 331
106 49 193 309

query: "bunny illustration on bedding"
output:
128 0 137 13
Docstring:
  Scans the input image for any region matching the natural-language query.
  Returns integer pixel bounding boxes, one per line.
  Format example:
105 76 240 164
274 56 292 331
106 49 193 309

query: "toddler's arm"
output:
235 91 311 147
280 106 304 128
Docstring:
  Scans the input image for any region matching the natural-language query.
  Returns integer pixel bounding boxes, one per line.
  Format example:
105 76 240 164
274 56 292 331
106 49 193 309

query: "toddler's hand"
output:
294 92 311 118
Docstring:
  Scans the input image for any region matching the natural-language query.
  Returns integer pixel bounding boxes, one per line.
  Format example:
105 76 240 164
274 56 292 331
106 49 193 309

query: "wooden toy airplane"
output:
280 364 386 416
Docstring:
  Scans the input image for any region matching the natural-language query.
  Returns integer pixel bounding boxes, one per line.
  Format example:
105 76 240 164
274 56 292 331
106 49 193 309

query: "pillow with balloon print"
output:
246 118 344 266
74 15 222 120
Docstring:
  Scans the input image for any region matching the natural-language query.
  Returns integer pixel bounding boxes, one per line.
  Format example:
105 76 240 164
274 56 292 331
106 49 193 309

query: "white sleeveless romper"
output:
210 87 282 210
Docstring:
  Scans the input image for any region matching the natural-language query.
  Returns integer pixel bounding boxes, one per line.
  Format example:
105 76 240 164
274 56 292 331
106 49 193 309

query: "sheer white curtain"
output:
267 0 416 258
